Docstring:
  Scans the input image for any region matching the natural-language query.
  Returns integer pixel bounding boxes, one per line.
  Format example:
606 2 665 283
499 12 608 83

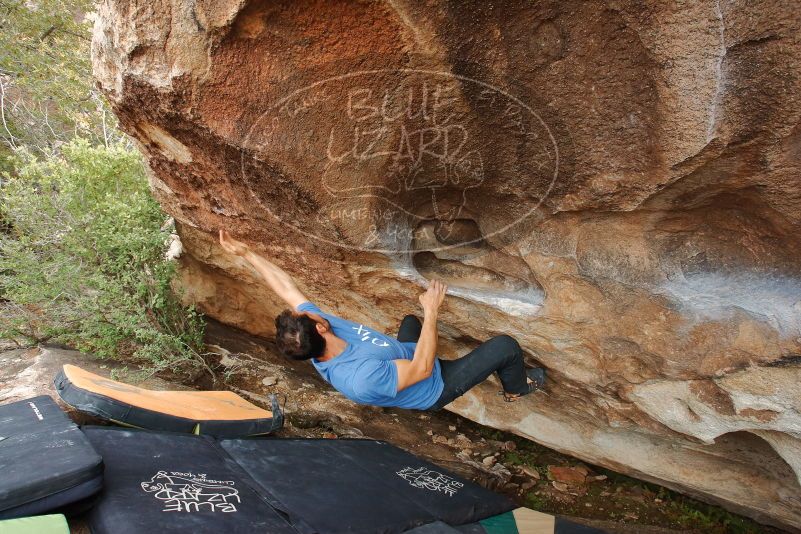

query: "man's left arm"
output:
218 229 308 309
394 280 447 392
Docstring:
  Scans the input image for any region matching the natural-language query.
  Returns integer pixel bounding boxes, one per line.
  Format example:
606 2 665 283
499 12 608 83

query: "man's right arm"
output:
395 280 447 391
219 229 308 309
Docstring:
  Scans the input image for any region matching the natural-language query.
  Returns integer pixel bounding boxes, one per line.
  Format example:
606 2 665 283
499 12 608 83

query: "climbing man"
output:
219 229 546 410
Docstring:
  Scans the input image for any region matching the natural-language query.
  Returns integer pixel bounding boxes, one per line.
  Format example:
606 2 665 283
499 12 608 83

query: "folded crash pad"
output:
0 514 70 534
82 426 515 534
55 364 282 437
0 396 103 520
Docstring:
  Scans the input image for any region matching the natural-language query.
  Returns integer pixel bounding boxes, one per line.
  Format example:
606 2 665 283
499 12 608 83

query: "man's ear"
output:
315 322 328 334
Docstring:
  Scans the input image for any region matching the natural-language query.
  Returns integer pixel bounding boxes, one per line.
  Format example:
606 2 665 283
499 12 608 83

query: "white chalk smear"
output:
661 272 801 336
394 265 543 316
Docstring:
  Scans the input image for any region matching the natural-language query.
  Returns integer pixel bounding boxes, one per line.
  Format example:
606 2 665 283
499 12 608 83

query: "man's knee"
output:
397 314 423 342
401 315 421 330
490 334 522 360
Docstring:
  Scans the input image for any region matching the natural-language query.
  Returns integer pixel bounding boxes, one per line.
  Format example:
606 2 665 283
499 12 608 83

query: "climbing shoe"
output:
500 367 546 402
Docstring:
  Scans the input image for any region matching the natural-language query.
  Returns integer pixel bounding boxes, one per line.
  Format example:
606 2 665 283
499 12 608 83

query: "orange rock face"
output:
92 1 801 530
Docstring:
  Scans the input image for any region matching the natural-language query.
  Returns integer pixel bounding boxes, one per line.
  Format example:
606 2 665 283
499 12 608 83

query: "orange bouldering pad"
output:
54 364 282 437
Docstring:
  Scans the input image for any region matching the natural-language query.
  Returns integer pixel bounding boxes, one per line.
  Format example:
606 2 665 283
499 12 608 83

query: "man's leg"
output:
431 335 529 410
397 315 422 343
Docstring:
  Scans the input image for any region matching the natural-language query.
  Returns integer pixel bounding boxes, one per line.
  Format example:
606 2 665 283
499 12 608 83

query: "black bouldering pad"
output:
0 396 103 519
220 438 516 533
82 426 515 534
82 427 296 534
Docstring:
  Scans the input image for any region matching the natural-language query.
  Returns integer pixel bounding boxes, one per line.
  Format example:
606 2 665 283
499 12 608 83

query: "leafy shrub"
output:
0 138 205 373
0 0 121 170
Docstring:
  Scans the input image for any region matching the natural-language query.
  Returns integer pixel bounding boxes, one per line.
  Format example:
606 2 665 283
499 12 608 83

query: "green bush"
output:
0 0 119 169
0 138 205 373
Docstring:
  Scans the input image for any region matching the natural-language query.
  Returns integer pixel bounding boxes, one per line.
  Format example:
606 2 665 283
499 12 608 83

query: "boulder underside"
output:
92 0 801 530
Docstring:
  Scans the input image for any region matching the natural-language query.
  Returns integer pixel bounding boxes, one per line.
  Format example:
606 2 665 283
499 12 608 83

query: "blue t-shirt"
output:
297 302 444 410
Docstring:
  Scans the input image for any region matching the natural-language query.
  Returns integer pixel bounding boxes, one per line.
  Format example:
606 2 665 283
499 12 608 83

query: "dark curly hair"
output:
274 310 325 360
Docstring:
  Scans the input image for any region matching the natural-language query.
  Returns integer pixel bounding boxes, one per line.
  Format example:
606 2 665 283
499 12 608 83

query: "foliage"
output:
0 0 123 170
0 139 205 373
666 493 761 534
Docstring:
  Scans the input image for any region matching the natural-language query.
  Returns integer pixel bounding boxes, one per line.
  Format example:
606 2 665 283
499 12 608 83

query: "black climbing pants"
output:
396 315 529 410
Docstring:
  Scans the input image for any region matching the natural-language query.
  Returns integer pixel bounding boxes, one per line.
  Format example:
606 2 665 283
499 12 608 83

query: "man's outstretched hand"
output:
419 279 447 314
218 229 307 308
219 229 249 256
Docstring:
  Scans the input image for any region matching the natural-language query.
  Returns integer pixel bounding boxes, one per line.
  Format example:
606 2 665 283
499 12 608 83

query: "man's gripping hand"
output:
419 279 448 314
219 229 249 256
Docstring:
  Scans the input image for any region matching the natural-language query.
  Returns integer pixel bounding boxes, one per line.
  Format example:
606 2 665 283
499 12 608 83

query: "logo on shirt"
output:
141 471 240 513
396 467 464 496
352 325 390 347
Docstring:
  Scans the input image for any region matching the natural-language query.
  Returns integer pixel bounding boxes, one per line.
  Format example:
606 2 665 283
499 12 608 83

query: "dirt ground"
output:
0 320 788 534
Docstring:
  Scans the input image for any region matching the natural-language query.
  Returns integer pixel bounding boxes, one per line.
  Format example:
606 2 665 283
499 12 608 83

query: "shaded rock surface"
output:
91 1 801 530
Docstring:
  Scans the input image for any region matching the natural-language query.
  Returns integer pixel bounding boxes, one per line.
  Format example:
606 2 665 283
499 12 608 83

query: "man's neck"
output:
316 334 347 362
